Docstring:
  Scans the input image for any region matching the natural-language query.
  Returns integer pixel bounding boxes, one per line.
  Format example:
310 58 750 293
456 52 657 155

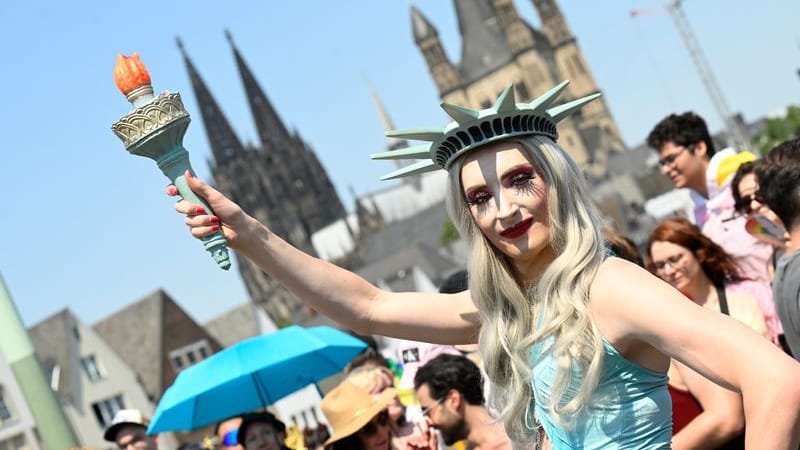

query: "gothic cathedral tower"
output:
413 0 625 178
177 34 346 324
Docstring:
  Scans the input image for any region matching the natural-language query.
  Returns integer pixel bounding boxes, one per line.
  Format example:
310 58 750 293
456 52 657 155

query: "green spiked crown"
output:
371 80 600 180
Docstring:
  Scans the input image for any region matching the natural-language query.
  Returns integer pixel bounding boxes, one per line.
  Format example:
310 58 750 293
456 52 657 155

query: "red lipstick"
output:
500 218 533 239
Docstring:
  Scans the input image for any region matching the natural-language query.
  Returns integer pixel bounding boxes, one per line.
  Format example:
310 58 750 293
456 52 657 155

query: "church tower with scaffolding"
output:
177 33 345 324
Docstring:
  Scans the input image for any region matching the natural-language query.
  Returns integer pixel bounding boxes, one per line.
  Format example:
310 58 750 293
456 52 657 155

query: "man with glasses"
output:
414 354 511 450
647 111 753 226
648 112 782 345
104 409 160 450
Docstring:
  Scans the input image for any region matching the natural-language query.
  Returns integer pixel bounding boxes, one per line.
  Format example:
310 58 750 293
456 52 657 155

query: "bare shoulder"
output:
589 257 662 309
587 257 673 356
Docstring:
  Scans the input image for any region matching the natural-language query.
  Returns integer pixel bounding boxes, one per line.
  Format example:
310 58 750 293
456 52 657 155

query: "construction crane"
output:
632 0 751 151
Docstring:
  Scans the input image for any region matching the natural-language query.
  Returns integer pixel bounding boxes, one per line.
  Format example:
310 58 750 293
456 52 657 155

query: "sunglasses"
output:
220 429 239 447
734 194 765 215
658 145 693 167
358 410 390 436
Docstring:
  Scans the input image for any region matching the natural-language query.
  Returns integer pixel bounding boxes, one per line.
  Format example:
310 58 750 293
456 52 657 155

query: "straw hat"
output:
321 380 396 445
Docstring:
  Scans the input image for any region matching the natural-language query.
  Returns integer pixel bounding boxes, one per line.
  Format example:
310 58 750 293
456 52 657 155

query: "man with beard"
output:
414 354 511 450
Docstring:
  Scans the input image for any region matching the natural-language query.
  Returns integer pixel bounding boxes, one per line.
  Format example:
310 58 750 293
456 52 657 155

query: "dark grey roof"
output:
454 0 514 85
28 309 79 406
356 241 463 292
605 144 657 178
203 303 262 348
360 201 450 265
581 125 603 165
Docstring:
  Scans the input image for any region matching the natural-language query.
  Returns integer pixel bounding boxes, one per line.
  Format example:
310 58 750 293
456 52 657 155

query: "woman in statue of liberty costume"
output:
168 82 800 449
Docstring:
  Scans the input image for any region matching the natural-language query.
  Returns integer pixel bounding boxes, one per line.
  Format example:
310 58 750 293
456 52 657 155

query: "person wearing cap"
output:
171 82 800 449
236 411 290 450
103 409 159 450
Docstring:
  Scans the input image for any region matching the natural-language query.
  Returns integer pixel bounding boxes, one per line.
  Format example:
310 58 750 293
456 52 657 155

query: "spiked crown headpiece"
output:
371 80 600 180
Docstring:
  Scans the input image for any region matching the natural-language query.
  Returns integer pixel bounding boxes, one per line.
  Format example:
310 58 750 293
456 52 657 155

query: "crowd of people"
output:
106 81 800 450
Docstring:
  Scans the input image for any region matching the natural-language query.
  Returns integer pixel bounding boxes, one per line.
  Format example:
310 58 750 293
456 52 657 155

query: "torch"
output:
111 53 231 270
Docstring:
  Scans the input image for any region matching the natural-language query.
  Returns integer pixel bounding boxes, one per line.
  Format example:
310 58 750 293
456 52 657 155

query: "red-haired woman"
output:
647 217 768 450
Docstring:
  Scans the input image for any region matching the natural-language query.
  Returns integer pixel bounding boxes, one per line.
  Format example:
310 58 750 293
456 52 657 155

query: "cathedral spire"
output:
367 79 422 189
366 79 408 153
225 30 290 151
177 36 245 166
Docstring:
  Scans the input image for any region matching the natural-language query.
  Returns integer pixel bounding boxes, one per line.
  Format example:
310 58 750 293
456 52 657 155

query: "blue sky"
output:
1 0 798 327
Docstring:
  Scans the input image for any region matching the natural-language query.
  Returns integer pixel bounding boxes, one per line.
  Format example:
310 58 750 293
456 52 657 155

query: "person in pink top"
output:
647 112 781 344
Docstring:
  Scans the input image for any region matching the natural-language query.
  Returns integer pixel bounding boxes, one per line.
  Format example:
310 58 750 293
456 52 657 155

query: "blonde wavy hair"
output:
445 135 606 446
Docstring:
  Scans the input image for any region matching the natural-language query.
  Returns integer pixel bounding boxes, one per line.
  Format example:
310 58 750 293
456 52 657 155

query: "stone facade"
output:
412 0 626 178
28 309 177 449
93 290 223 445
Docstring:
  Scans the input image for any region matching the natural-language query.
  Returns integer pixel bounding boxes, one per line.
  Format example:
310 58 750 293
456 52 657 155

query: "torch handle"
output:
158 149 232 271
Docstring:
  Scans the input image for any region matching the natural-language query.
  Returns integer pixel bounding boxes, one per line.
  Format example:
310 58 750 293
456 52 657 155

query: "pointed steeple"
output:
411 5 461 95
367 79 423 189
366 79 408 152
454 0 514 84
176 37 244 166
411 4 437 43
531 0 573 46
225 30 290 151
493 0 536 52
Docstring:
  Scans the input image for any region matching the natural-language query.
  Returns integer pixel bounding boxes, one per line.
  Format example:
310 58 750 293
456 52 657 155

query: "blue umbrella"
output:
148 325 366 433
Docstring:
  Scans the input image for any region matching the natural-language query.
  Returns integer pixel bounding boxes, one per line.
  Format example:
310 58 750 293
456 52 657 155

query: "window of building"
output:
91 394 125 428
0 434 28 450
80 355 104 382
0 387 13 424
47 363 61 391
169 340 212 372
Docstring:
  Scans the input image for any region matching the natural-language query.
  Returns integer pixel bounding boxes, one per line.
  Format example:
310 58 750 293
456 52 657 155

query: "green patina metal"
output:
112 91 231 270
371 80 600 181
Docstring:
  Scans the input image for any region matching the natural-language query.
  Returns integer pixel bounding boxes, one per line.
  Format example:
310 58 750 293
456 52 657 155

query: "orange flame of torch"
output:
114 53 152 95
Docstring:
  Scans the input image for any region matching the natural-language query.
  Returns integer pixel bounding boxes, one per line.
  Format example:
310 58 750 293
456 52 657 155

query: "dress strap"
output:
716 284 730 316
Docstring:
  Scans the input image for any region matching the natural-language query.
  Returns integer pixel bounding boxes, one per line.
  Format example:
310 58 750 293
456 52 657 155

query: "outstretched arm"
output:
170 172 480 344
592 258 800 450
